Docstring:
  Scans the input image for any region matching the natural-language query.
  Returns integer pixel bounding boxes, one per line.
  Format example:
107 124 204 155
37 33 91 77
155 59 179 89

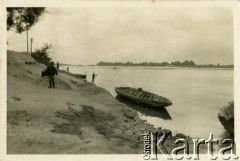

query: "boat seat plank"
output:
145 93 151 98
133 89 137 95
128 88 134 95
147 93 152 99
130 89 134 95
152 95 156 100
158 96 163 101
133 89 138 95
150 94 155 99
143 93 149 98
140 92 147 98
230 107 234 114
139 92 144 98
136 92 142 97
145 93 150 98
133 89 138 96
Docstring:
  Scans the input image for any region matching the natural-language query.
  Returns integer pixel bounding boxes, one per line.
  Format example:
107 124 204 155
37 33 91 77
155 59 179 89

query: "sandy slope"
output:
7 51 205 154
7 51 150 154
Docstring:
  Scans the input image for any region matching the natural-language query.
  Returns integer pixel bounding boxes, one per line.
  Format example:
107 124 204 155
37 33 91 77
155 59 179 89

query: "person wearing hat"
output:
45 61 58 88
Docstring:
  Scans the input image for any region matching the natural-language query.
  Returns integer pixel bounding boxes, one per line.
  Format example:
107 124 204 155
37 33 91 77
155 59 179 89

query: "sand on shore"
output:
7 51 207 154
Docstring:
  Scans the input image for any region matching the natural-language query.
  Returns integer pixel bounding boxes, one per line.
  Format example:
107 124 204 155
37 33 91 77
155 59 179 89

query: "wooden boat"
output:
74 74 87 79
115 87 172 108
58 70 87 79
218 101 234 134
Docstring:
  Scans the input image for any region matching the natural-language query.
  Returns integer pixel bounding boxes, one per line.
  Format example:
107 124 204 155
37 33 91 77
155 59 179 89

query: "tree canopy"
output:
7 7 46 33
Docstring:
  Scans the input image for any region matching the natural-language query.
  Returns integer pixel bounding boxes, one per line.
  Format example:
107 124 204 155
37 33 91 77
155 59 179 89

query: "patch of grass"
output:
7 110 40 126
52 105 117 139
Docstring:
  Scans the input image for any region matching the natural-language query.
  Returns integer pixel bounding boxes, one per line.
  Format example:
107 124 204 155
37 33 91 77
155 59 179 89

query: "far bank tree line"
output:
97 61 233 68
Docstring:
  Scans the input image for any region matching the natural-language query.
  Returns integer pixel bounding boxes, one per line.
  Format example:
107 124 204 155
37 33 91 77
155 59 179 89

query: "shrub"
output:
31 43 52 66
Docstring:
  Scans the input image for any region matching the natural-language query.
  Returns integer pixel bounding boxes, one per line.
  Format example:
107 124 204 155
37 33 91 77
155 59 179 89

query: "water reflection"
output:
116 95 172 120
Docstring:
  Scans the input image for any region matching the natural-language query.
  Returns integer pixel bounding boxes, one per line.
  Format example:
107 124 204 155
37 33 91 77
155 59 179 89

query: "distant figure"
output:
92 72 97 82
67 67 69 71
45 61 58 88
57 61 59 70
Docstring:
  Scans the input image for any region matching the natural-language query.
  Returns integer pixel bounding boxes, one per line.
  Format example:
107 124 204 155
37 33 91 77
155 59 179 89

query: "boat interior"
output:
121 87 169 102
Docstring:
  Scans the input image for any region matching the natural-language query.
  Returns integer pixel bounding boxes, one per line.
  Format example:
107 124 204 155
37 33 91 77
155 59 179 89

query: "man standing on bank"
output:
92 72 97 83
45 61 58 88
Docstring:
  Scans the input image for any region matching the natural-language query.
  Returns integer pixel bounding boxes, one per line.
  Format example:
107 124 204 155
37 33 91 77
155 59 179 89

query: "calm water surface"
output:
62 65 233 139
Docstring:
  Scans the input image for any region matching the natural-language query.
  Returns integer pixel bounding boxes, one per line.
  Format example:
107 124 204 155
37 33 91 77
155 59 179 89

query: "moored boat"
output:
218 101 234 135
74 74 87 79
115 87 172 108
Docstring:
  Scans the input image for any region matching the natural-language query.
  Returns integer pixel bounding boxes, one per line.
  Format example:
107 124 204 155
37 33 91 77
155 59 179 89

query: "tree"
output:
7 8 46 54
7 7 46 33
189 60 196 66
171 61 181 66
31 43 52 66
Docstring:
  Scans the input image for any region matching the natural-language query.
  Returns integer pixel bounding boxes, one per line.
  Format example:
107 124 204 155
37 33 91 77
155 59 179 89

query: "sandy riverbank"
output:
7 50 207 154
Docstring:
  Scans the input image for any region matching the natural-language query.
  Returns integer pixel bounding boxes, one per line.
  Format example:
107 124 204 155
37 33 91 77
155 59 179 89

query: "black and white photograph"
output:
1 1 239 160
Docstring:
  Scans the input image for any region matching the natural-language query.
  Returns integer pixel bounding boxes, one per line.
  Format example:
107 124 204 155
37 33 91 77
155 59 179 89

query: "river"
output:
61 65 233 139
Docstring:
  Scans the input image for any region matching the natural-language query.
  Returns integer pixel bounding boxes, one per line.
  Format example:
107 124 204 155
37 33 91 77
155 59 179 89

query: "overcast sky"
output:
7 7 233 65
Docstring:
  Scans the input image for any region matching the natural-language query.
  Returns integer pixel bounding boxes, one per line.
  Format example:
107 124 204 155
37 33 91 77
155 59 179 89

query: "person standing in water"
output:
45 61 58 88
92 72 97 82
56 61 59 70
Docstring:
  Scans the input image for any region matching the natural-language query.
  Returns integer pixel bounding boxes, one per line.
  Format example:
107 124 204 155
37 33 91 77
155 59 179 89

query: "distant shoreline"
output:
98 65 233 68
96 61 233 69
60 64 234 69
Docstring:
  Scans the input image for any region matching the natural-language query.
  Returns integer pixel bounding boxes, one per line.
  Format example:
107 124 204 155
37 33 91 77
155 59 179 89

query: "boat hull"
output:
74 74 87 79
218 101 234 135
115 87 172 108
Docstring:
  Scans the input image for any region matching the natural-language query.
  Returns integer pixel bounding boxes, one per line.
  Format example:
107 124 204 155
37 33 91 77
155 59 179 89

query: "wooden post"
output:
27 29 29 54
30 38 33 54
